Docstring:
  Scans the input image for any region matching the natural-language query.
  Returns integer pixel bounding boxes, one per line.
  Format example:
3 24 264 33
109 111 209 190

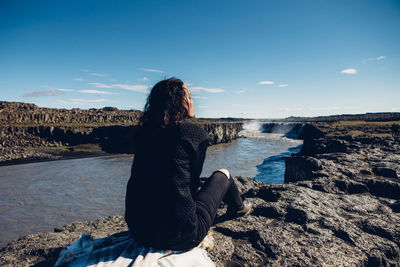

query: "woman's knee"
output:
216 168 230 179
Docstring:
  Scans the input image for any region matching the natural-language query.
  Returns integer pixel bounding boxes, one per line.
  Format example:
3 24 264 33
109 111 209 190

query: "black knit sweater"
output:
125 121 210 249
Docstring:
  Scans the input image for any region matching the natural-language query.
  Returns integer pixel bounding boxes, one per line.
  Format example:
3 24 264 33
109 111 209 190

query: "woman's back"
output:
125 121 209 248
124 78 249 251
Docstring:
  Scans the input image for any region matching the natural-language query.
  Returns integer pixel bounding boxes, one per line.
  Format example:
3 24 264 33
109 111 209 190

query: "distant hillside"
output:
0 101 142 125
280 112 400 122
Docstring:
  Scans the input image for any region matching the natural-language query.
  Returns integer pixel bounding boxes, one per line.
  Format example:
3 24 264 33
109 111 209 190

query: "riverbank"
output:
0 144 109 166
0 121 243 165
1 122 399 266
1 101 244 165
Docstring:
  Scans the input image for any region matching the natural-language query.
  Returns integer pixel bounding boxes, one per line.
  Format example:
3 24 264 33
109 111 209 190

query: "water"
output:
0 120 302 247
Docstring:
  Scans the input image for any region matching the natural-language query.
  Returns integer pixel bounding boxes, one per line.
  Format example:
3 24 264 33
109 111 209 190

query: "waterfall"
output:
239 120 304 143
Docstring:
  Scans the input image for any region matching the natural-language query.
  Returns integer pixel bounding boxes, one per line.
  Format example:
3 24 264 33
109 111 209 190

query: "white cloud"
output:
74 78 83 81
199 106 209 109
90 72 108 77
364 55 387 62
126 105 140 110
24 88 74 97
79 90 114 95
109 79 118 82
24 89 60 97
113 84 149 92
309 106 355 111
89 82 113 88
258 81 275 85
235 90 245 94
340 68 357 74
138 77 149 81
56 88 75 92
192 95 207 99
138 68 163 73
89 82 149 93
279 107 304 112
190 86 224 93
81 69 92 72
278 84 288 88
71 98 108 103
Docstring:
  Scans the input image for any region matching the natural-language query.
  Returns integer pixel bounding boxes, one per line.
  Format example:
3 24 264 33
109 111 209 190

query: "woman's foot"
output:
236 200 252 216
226 200 252 217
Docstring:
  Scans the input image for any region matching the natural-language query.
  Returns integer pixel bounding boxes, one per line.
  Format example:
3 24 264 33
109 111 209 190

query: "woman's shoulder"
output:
178 121 209 142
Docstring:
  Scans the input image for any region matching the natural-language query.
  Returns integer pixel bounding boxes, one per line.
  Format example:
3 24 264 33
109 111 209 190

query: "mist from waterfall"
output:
239 120 303 144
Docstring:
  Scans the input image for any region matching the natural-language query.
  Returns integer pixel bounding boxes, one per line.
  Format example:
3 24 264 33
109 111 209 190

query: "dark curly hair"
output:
140 78 190 129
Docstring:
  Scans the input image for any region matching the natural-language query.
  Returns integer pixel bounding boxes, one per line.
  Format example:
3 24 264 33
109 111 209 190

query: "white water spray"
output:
239 120 303 145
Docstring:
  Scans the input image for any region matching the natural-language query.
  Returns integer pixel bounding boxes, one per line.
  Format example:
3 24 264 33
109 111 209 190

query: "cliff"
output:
0 101 142 125
0 123 242 164
0 102 243 164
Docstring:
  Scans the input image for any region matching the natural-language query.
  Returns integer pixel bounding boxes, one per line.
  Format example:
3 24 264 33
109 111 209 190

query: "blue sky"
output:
1 0 399 118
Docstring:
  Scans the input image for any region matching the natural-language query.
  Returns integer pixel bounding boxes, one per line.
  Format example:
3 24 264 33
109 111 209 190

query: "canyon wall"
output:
0 123 243 153
0 102 243 163
0 101 142 125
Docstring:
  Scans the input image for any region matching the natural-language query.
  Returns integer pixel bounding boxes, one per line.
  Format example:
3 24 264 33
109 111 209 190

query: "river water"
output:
0 121 302 247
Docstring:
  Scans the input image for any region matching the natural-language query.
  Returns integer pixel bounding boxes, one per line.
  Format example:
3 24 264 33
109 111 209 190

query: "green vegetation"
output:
322 120 400 137
328 120 400 127
26 144 103 153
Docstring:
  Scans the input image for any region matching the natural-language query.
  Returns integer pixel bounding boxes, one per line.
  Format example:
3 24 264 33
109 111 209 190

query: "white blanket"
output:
54 233 215 267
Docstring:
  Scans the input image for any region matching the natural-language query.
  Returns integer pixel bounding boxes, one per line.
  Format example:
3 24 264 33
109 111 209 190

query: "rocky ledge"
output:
285 133 400 199
2 169 399 266
1 123 399 266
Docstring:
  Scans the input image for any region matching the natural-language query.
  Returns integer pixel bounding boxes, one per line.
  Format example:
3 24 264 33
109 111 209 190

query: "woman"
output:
125 78 251 250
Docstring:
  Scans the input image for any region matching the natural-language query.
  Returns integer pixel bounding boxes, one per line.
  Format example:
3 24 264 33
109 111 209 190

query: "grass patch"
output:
69 144 103 152
323 120 399 137
328 120 400 127
25 146 70 151
26 143 103 152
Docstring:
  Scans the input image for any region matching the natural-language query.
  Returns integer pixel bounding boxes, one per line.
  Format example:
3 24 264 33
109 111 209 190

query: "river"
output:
0 120 302 247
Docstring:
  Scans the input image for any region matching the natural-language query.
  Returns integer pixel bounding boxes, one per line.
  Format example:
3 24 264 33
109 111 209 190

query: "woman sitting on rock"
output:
125 78 251 250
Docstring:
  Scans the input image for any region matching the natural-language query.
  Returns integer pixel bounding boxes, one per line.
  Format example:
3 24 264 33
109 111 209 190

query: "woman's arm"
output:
171 137 198 232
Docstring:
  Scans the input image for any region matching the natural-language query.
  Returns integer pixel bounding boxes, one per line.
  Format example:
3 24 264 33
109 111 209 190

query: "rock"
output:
1 176 400 266
261 123 324 140
372 167 398 178
285 134 400 200
284 156 323 183
200 123 243 144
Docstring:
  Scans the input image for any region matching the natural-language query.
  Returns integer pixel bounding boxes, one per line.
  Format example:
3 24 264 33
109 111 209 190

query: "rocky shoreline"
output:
0 122 243 165
1 123 399 266
0 102 243 165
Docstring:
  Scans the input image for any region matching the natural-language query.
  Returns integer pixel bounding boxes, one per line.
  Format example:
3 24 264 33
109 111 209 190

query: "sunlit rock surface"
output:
1 173 399 266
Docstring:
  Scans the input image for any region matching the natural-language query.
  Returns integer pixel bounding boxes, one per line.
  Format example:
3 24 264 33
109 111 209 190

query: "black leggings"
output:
176 171 243 249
